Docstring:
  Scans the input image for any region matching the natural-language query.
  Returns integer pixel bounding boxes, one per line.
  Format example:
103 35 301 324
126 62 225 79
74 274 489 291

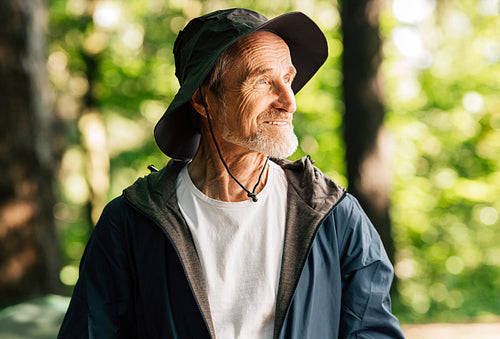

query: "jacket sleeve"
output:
58 197 136 339
335 194 405 339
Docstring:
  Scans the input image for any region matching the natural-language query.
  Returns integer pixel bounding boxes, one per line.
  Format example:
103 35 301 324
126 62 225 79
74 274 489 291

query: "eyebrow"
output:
245 65 297 80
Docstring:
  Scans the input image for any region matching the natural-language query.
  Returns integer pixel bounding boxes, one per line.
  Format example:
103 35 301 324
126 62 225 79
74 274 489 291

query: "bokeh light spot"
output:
446 256 465 274
462 91 484 113
60 265 79 286
93 2 121 29
392 0 435 24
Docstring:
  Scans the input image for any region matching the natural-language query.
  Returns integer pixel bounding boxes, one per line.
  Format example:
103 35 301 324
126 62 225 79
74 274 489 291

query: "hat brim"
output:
154 11 328 160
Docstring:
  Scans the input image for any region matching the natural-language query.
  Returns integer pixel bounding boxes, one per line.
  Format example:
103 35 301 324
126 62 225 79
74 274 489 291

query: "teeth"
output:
267 121 287 125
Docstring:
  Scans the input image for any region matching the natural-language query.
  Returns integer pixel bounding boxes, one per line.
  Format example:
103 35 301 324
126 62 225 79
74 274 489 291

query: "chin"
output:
247 132 299 159
222 128 298 158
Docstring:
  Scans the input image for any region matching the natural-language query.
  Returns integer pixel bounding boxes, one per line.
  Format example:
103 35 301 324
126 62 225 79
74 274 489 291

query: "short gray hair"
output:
190 43 237 130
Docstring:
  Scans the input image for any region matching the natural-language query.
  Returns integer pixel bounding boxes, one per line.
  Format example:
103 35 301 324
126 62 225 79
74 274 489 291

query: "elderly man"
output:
59 8 404 339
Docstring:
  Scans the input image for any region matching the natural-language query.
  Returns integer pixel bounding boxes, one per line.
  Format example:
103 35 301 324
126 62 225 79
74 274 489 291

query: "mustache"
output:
257 111 293 122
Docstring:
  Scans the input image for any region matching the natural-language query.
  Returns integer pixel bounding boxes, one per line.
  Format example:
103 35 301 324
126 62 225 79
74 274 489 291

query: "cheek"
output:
235 90 263 132
236 87 258 112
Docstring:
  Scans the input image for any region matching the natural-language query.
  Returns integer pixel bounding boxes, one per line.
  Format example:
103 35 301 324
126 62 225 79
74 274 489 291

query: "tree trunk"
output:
341 0 396 263
0 0 63 307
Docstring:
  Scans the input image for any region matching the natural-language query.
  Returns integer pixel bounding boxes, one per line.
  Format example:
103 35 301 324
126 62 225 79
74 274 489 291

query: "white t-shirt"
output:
176 161 287 339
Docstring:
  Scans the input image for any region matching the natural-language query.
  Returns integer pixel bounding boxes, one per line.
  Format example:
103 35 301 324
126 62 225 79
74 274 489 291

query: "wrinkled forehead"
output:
237 31 291 60
229 31 294 75
239 30 290 51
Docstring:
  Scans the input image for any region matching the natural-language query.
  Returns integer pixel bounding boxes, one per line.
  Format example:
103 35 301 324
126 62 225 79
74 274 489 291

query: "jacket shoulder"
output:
94 196 133 230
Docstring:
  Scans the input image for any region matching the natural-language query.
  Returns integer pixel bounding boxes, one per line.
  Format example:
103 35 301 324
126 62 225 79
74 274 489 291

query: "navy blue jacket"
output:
58 157 404 338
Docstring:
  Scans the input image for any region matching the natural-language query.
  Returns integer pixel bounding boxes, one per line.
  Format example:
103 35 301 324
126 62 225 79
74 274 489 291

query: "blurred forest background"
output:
1 0 499 327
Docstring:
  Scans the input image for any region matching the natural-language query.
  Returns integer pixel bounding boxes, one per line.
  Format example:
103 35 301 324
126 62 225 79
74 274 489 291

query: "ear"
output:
189 88 208 118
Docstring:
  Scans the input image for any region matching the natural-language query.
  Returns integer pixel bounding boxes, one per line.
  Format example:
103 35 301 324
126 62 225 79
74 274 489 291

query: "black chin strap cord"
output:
198 87 269 202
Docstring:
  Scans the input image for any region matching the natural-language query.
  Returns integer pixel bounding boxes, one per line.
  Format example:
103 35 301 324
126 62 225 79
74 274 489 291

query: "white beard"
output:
226 126 298 159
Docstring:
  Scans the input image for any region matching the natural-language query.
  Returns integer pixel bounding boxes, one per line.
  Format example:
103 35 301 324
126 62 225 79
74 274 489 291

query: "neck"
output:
188 133 269 202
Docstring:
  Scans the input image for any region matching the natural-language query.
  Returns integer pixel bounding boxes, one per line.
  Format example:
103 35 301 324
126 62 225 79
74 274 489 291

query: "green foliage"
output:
382 0 500 322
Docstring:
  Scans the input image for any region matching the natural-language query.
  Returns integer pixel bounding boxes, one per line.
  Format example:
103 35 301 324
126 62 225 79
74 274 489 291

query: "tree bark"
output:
341 0 396 263
0 0 63 307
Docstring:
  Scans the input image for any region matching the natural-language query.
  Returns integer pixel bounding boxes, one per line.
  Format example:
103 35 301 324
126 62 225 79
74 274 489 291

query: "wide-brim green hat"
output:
154 8 328 160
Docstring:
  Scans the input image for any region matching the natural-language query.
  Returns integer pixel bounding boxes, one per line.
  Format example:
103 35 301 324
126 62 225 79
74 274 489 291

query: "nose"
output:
273 82 296 114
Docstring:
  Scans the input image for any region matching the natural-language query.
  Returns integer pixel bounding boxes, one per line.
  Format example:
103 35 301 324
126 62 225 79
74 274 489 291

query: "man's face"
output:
213 31 298 158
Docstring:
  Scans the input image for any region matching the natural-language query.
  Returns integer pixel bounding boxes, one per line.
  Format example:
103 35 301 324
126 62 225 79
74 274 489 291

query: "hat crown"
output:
173 8 268 85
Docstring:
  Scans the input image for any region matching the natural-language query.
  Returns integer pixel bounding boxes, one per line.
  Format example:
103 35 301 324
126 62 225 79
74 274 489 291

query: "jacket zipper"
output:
275 191 347 339
123 195 214 339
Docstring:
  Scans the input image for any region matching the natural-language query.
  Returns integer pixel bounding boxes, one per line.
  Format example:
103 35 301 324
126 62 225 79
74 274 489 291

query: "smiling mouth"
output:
264 120 290 126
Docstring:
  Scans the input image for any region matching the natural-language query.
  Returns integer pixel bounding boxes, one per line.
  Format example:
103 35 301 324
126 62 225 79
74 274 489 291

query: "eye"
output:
284 73 295 85
255 78 269 88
